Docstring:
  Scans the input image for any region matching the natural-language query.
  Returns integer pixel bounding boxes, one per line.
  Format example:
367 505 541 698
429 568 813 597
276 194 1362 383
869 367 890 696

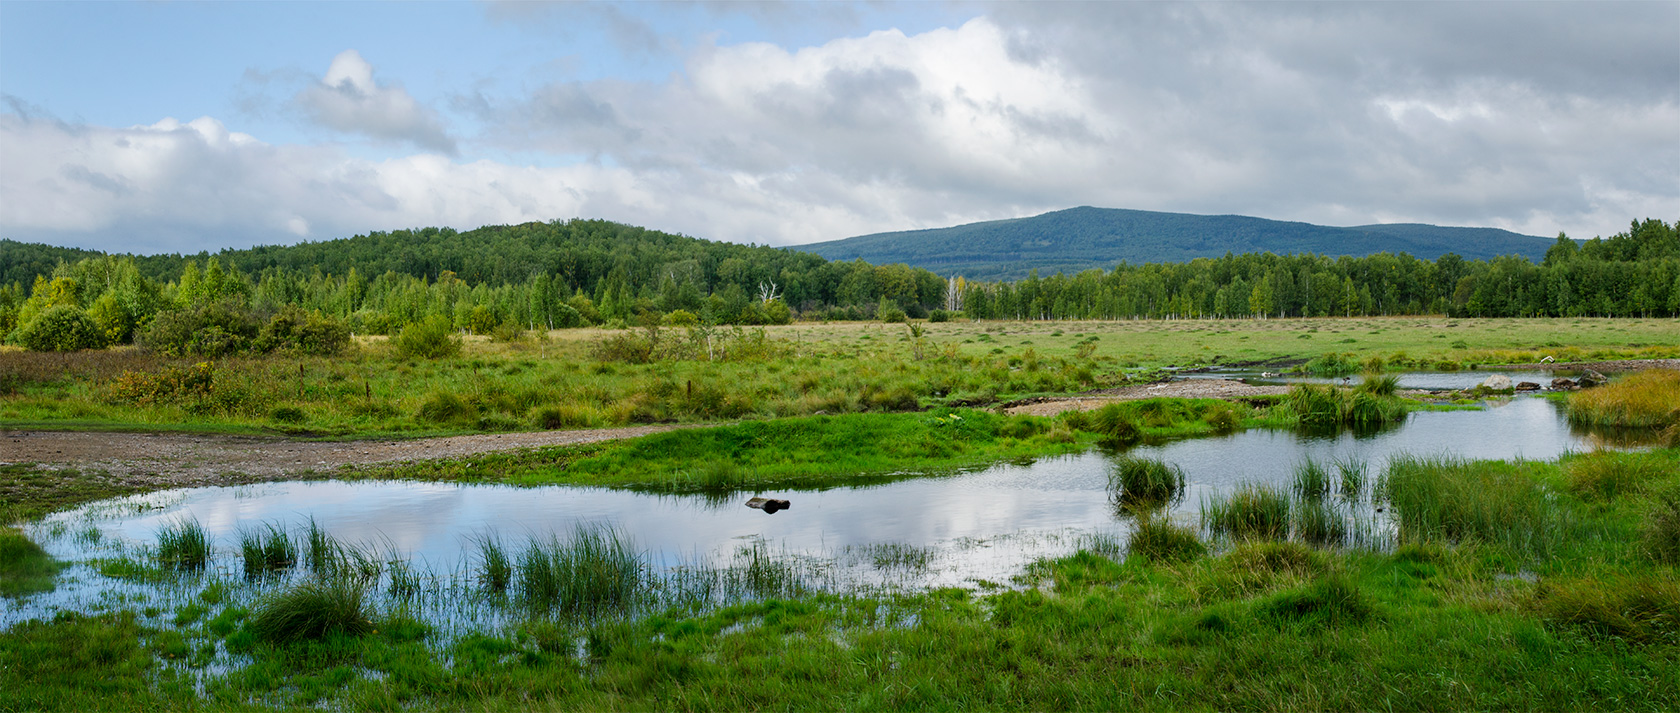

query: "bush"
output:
1128 516 1205 563
15 305 106 352
1356 372 1401 397
664 309 699 327
138 300 260 357
250 576 374 644
110 362 216 407
928 309 953 323
531 404 601 430
393 315 461 359
254 307 351 355
876 302 907 323
490 321 527 343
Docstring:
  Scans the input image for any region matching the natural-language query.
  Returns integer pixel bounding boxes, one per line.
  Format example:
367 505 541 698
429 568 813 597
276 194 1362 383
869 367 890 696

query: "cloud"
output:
2 4 1675 256
293 50 456 154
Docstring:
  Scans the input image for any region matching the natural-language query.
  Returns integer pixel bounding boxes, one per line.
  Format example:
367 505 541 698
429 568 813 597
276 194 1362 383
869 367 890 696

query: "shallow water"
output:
11 394 1622 625
1185 368 1566 391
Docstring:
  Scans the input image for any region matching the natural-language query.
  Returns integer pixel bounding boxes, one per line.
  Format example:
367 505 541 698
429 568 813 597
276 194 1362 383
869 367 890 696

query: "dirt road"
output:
0 425 688 488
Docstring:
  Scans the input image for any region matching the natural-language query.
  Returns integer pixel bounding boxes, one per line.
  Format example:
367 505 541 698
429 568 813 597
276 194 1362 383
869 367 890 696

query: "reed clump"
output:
1109 456 1187 509
155 519 211 571
1291 460 1332 500
1128 516 1206 563
1285 384 1406 427
1201 485 1291 541
1258 571 1374 627
1379 455 1573 558
475 536 512 594
1090 403 1143 448
1566 369 1680 429
1564 451 1664 501
515 526 645 615
240 524 296 578
0 527 60 597
249 575 374 644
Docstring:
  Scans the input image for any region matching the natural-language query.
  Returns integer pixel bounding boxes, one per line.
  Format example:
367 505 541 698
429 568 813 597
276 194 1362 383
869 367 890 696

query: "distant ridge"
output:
802 207 1553 280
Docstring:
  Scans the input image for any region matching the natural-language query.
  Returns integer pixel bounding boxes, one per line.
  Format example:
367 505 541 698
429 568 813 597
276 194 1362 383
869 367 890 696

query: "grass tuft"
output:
249 575 374 644
155 518 211 571
1 528 60 597
1379 455 1574 558
1128 516 1206 563
1566 369 1680 429
474 535 512 594
1646 488 1680 565
1539 577 1680 643
1090 403 1143 448
515 525 645 615
1202 485 1291 542
240 524 296 578
1109 456 1187 509
1258 572 1374 627
1291 460 1332 500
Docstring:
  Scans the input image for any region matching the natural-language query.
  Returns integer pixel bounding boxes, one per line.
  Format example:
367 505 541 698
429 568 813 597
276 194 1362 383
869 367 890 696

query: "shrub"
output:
928 309 953 323
15 305 106 352
490 321 526 343
393 315 461 359
1202 485 1291 541
664 309 699 326
110 361 216 407
249 576 374 644
254 307 351 355
876 302 907 323
138 300 260 357
1110 456 1187 508
1128 516 1205 563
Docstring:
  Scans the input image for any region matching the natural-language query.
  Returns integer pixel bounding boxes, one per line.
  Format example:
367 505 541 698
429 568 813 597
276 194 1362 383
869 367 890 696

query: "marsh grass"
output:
1109 456 1186 509
1285 384 1406 427
1379 455 1574 558
1293 500 1350 546
1128 516 1205 563
240 524 296 578
1564 450 1664 501
249 574 374 644
154 518 210 571
303 517 336 573
0 527 59 597
1258 571 1374 627
387 558 422 601
1567 369 1680 429
1539 577 1680 643
735 541 807 599
474 535 512 594
1291 460 1331 500
515 526 645 615
1356 372 1401 397
1333 456 1368 500
1646 488 1680 564
1090 403 1143 448
1201 485 1291 542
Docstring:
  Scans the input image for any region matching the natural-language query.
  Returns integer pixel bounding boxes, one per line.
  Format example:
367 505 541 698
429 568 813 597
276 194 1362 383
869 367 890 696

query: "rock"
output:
1479 374 1513 391
1550 378 1577 390
1515 381 1541 391
1577 369 1609 388
745 497 792 514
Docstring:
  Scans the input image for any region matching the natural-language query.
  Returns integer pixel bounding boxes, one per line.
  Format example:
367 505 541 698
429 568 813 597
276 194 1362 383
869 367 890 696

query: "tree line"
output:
0 218 1673 352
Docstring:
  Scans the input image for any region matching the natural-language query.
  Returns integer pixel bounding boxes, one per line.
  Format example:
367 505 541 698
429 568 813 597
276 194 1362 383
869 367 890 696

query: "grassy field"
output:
2 316 1675 439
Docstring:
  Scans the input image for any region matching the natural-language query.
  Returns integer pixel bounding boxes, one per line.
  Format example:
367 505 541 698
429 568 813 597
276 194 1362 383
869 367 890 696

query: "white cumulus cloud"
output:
293 49 457 155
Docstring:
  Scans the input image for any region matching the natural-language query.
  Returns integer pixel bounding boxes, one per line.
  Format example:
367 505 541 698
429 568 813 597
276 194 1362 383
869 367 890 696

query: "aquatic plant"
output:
1128 516 1205 563
1333 456 1368 500
1566 369 1680 429
240 524 296 578
1201 485 1291 541
0 528 60 597
1291 460 1332 501
1109 456 1187 509
1302 352 1358 377
387 558 422 601
515 525 645 615
155 518 211 571
1356 372 1401 397
249 575 374 644
1090 403 1143 448
303 517 337 573
735 541 807 600
474 535 512 594
1285 383 1406 427
1379 455 1574 558
1293 500 1349 547
865 542 934 571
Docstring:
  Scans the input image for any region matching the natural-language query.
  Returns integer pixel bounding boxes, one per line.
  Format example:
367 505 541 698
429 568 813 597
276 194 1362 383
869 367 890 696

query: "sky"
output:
1 1 1676 255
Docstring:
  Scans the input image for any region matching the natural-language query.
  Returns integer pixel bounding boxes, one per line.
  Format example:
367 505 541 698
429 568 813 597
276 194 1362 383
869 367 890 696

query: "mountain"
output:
801 207 1554 280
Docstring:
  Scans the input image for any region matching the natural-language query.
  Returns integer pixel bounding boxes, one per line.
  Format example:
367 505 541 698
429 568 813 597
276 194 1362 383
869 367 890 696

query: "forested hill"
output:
802 207 1554 280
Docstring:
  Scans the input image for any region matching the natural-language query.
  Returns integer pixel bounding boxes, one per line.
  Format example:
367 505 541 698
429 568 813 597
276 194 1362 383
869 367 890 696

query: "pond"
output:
1184 367 1567 391
8 393 1634 631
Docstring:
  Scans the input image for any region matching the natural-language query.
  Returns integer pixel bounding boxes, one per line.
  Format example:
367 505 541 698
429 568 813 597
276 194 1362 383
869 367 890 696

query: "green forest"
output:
0 217 1675 354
